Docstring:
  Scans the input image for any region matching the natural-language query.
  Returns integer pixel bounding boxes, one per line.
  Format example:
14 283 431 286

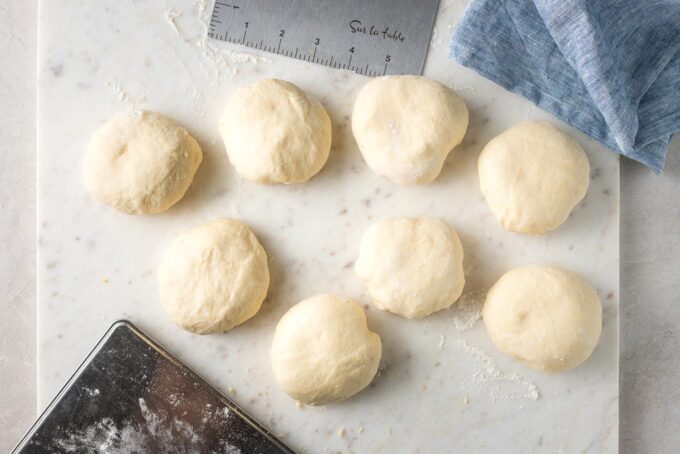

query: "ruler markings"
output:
207 0 438 76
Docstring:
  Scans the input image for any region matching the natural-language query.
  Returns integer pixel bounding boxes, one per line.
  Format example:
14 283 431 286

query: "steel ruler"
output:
208 0 441 76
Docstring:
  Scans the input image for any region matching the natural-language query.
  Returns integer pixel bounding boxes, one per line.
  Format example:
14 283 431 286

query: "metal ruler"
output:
208 0 441 76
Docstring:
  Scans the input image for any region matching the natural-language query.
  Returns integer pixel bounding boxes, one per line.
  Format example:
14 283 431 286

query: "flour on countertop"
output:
456 339 540 401
451 290 484 331
162 0 268 77
105 80 146 109
193 0 210 15
164 6 181 34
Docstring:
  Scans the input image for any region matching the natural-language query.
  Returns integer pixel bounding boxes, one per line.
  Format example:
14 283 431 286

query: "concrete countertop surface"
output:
0 1 678 452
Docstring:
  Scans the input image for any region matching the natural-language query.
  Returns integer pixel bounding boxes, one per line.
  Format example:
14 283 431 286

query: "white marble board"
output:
37 1 619 452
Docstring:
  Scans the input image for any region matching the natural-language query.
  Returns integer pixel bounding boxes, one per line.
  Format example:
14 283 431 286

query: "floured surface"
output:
38 0 618 452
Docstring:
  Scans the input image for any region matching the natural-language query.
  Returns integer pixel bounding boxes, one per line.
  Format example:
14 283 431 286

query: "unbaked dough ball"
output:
351 75 468 185
157 219 269 334
483 266 602 373
219 79 332 184
83 110 202 214
270 294 381 405
478 121 590 234
355 218 465 318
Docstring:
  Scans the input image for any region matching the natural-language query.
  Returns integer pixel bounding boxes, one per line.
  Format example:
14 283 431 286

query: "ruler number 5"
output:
385 55 391 63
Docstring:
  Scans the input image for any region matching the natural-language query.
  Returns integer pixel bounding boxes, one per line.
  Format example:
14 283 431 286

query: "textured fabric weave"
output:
450 0 680 173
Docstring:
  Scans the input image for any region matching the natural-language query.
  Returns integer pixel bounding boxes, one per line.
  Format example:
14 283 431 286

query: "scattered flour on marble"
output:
105 80 146 109
193 0 210 15
164 6 182 34
455 339 540 402
52 397 241 454
162 0 267 78
429 0 466 51
451 290 484 331
437 332 446 351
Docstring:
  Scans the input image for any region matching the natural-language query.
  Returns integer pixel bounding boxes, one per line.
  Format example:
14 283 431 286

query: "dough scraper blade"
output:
12 320 295 453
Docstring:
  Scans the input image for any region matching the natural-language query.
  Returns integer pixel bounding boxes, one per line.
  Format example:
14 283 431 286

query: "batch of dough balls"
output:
82 74 603 406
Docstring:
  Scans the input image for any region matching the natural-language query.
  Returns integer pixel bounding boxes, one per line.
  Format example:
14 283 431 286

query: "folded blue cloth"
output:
450 0 680 173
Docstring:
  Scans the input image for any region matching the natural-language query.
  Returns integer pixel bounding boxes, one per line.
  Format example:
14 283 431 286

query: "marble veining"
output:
38 0 619 452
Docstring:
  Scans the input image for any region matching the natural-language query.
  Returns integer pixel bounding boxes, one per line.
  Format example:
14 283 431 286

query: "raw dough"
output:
478 121 590 234
219 79 332 184
351 75 468 184
355 218 465 318
483 266 602 373
157 219 269 334
83 110 202 214
270 294 381 405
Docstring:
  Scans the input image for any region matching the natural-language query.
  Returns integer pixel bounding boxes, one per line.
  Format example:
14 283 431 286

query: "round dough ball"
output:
83 110 202 214
355 218 465 318
478 121 590 234
219 79 332 184
270 294 381 405
483 266 602 373
158 219 269 334
351 75 468 185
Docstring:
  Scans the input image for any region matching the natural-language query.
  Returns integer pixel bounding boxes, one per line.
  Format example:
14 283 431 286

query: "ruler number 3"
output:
314 38 320 46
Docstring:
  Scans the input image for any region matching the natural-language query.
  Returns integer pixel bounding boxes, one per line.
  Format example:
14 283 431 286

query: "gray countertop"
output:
0 1 678 452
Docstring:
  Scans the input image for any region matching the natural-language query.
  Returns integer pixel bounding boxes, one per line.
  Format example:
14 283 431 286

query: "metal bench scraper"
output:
12 320 294 454
208 0 441 76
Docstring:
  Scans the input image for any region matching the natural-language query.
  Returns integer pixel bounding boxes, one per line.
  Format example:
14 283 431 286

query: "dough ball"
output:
483 266 602 373
351 75 468 185
478 121 590 234
158 219 269 334
270 294 381 405
219 79 332 184
83 110 202 214
355 218 465 318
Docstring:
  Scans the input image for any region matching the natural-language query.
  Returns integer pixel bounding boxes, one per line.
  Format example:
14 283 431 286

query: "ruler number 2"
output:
279 29 285 38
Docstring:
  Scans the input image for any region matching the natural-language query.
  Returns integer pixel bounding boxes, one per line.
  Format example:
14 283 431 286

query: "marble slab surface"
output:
37 1 619 452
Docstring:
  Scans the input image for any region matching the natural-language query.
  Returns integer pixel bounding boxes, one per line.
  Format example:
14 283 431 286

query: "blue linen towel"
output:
450 0 680 173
